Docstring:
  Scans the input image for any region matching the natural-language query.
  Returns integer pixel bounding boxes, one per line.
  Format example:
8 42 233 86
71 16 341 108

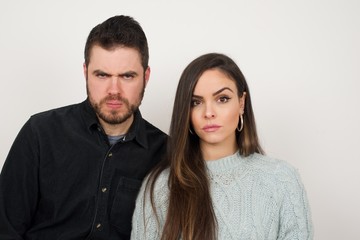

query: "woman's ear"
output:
239 92 246 115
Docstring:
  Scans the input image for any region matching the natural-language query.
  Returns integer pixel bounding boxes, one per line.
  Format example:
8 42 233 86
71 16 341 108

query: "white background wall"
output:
1 0 359 239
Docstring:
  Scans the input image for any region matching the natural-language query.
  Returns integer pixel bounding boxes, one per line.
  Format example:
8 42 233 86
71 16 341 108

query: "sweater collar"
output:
206 151 245 173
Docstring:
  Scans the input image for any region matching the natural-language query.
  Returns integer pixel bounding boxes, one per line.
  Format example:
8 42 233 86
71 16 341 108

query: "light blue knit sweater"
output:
131 152 313 239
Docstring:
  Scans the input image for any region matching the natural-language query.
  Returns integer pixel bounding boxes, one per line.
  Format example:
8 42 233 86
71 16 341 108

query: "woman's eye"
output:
191 99 201 107
218 96 230 103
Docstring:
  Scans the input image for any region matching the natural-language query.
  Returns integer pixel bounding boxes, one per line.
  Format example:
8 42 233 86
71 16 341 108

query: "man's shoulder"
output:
30 101 84 121
25 102 88 132
141 118 168 138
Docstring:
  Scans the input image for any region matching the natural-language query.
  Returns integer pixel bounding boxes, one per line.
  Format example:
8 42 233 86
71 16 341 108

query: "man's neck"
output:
99 115 134 136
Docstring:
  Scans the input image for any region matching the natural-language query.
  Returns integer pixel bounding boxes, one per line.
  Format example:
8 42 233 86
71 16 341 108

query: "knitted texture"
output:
131 152 313 239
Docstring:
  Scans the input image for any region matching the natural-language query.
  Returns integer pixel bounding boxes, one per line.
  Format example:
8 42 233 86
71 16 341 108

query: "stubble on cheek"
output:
86 78 145 125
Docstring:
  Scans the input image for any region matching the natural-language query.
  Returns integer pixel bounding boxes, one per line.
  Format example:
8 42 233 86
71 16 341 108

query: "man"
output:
0 15 167 239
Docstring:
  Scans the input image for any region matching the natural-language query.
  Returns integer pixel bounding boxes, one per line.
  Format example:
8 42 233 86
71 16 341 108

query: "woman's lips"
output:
202 125 221 132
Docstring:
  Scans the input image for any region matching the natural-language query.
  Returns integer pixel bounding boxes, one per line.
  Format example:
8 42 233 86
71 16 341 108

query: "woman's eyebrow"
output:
213 87 234 96
192 87 234 98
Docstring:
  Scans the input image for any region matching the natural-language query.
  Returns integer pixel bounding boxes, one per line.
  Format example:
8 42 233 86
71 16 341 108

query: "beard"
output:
87 86 145 125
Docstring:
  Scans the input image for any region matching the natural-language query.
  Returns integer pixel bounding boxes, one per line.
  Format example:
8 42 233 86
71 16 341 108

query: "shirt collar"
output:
80 98 148 149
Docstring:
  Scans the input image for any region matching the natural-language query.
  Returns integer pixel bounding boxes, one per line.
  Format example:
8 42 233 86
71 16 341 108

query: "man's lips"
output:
202 125 221 132
106 100 123 109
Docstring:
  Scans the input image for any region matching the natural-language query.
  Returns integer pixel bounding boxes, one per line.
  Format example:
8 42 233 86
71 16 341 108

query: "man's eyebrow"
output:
119 71 138 77
91 70 139 77
192 87 234 98
92 69 110 76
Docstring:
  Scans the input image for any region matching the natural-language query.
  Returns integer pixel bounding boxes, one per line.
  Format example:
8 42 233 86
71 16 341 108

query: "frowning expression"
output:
84 45 149 127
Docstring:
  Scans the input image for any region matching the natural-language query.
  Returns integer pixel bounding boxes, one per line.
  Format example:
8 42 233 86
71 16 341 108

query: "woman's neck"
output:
201 141 238 161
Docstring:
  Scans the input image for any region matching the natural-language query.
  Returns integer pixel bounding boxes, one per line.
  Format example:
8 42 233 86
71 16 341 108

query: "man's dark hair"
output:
84 15 149 70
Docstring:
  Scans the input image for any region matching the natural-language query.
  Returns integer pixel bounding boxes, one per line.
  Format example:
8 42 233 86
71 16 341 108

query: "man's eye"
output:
96 73 108 78
123 74 134 80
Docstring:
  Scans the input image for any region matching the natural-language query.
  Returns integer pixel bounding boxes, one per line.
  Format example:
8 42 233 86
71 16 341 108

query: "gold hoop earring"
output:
237 115 244 132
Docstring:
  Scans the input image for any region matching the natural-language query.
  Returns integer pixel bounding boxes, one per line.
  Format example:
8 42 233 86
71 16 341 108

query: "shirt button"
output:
108 152 113 157
101 187 107 193
96 223 102 230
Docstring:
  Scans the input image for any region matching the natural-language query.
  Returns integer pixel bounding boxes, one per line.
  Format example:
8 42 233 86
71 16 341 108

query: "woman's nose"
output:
204 104 215 119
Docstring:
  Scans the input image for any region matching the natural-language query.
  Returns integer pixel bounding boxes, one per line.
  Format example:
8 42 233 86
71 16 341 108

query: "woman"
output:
131 53 313 240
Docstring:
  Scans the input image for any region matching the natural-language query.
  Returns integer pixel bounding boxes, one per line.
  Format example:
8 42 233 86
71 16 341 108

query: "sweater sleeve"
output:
276 163 314 240
131 172 168 240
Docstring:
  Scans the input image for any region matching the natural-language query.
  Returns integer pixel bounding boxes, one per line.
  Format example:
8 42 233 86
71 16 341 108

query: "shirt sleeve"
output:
0 119 40 239
276 162 314 240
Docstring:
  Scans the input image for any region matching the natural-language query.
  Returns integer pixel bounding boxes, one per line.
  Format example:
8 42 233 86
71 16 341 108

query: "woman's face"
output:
190 69 245 154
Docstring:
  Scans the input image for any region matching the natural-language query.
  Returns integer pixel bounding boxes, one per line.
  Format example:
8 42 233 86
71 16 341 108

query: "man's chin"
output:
101 117 125 125
99 112 133 125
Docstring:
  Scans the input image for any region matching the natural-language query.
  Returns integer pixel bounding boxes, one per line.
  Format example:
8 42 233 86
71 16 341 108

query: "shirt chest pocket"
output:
109 176 142 234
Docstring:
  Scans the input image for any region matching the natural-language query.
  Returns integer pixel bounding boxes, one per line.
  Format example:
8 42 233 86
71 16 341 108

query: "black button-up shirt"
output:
0 99 167 240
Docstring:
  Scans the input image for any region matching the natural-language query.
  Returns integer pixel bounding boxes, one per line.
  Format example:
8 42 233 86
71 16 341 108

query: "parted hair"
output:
146 53 264 240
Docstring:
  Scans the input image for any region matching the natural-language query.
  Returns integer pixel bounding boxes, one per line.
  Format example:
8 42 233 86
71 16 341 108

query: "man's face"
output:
84 45 149 127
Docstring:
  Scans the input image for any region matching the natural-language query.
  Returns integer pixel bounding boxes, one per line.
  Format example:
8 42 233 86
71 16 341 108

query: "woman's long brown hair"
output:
146 53 264 240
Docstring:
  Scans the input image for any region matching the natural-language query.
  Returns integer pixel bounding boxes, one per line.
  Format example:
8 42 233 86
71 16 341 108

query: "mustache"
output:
101 94 129 105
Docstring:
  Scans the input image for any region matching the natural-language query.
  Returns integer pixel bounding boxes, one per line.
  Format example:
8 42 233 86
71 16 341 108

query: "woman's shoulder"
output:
141 168 170 200
245 153 301 183
135 168 170 211
153 168 170 191
244 153 309 208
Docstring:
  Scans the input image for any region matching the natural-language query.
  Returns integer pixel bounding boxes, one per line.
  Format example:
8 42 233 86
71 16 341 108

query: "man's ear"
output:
144 66 150 87
83 63 87 81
